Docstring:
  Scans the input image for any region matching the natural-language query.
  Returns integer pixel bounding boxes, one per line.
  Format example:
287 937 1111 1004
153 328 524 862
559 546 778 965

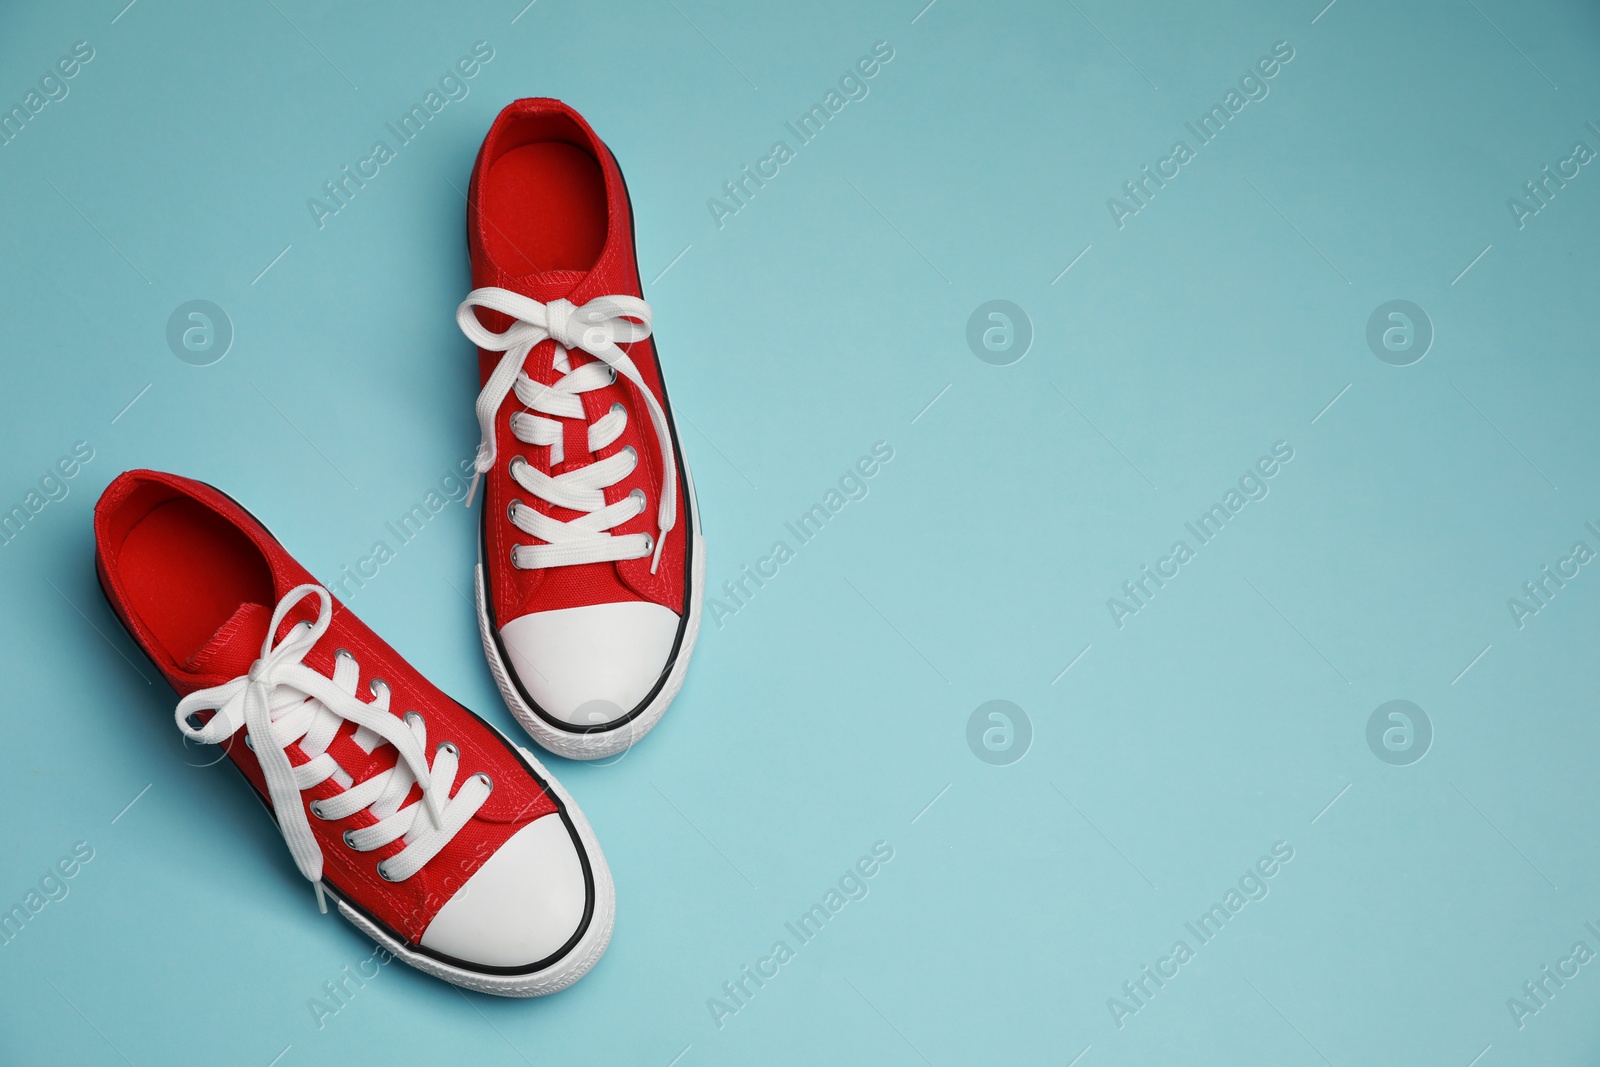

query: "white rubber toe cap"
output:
420 815 588 969
499 601 680 728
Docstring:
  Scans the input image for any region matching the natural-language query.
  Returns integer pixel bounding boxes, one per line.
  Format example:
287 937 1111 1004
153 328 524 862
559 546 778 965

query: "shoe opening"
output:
479 110 608 276
100 479 273 666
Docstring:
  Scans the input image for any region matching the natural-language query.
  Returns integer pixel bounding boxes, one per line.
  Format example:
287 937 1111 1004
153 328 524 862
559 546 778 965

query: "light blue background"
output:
3 0 1600 1063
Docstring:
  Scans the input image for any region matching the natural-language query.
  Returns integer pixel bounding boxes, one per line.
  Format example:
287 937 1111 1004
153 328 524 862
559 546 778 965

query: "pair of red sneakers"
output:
94 100 701 996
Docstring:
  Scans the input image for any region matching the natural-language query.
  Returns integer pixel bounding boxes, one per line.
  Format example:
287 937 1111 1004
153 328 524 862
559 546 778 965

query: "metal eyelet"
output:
440 742 458 758
403 711 422 729
369 678 387 697
376 862 395 882
641 533 654 554
475 772 494 794
510 544 523 567
622 445 637 463
605 365 618 383
627 488 646 506
507 498 522 523
342 830 358 849
334 648 353 661
509 455 528 480
609 401 625 417
309 801 326 820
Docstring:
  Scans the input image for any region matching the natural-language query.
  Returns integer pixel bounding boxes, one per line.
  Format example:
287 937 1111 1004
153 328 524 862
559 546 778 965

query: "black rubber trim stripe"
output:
480 138 697 737
94 480 596 979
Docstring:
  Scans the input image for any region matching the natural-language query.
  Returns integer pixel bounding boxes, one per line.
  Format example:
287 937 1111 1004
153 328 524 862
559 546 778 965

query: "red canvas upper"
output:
94 470 558 943
465 98 688 627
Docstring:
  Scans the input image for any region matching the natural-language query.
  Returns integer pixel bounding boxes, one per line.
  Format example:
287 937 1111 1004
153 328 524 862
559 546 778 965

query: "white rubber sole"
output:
476 460 704 761
330 740 615 997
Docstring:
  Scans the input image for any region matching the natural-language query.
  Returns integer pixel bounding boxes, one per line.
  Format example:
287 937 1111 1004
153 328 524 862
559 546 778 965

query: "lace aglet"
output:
314 882 328 914
649 532 665 574
464 470 482 508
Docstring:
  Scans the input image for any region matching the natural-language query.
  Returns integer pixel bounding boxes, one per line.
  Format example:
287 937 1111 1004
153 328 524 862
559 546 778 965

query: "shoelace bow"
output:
457 288 678 573
176 585 491 910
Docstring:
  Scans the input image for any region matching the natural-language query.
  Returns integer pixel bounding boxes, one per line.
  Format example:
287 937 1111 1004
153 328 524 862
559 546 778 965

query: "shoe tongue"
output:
185 601 272 677
501 270 606 393
507 269 587 303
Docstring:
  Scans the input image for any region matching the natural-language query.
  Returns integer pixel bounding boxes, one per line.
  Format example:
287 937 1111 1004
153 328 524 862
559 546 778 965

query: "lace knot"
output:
544 298 577 348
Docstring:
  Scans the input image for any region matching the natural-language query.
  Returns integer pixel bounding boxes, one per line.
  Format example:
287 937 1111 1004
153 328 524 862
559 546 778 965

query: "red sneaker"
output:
457 98 703 760
94 470 613 996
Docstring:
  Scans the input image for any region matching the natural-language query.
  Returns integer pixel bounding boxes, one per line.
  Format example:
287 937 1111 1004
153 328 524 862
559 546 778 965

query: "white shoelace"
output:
457 287 678 573
176 585 491 910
